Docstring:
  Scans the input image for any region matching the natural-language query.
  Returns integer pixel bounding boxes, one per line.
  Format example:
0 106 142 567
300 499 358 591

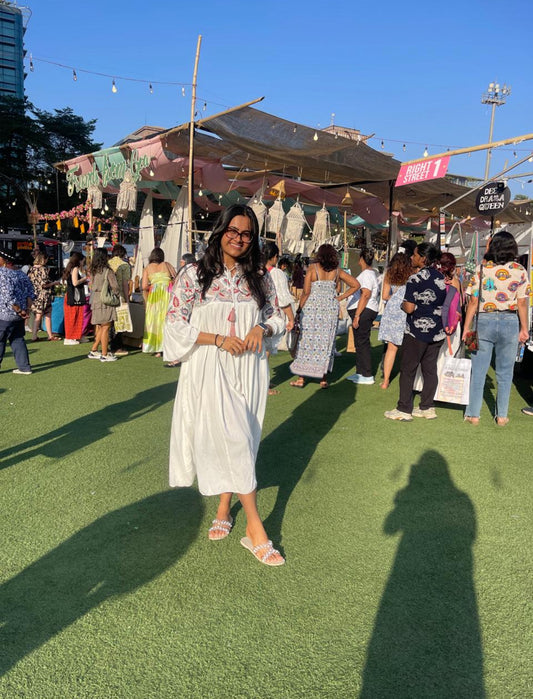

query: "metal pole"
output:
484 102 497 181
187 34 202 252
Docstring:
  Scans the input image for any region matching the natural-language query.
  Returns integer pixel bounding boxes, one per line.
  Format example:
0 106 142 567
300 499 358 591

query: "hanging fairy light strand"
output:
28 55 231 110
371 134 533 157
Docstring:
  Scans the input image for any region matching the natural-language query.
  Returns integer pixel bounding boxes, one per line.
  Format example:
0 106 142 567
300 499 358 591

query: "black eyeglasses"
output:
225 227 253 244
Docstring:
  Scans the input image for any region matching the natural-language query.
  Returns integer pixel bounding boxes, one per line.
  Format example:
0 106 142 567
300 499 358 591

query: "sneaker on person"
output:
87 350 101 359
13 368 32 375
113 349 129 356
100 353 118 362
347 373 375 385
64 339 79 345
521 406 533 416
412 406 437 419
384 408 413 421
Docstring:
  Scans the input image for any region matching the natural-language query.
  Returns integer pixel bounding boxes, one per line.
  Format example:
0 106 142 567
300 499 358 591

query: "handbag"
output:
464 264 483 352
114 302 133 333
287 310 301 358
435 341 471 405
101 269 120 307
66 278 86 307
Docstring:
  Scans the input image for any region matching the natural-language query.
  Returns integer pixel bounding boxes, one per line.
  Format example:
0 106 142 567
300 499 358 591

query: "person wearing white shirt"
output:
346 247 380 385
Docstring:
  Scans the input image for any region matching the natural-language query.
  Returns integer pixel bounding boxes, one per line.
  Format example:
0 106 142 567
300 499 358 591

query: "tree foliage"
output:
0 96 102 229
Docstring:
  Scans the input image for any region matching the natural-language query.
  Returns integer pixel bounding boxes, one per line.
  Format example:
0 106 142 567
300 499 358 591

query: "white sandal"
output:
240 537 285 566
208 518 233 540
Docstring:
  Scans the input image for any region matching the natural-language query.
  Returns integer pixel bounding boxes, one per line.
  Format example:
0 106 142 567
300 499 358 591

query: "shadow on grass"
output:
235 357 357 549
0 383 176 471
0 489 203 677
361 450 485 698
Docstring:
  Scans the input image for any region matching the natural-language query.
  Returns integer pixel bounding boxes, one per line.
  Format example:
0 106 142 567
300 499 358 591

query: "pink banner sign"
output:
395 155 450 187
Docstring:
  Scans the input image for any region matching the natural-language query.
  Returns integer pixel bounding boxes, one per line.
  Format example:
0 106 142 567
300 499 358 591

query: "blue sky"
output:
24 0 533 198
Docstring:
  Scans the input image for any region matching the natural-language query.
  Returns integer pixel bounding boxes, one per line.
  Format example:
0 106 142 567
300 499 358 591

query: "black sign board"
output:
475 182 511 214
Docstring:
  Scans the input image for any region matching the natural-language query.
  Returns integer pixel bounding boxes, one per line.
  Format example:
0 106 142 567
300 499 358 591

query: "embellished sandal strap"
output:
208 518 232 532
252 540 280 562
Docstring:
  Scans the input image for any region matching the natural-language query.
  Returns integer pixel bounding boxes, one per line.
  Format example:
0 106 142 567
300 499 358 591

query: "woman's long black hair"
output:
485 231 518 264
415 242 440 268
90 248 111 275
197 204 267 308
62 252 84 281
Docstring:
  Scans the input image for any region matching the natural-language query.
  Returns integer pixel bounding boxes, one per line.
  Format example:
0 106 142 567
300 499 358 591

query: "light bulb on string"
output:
381 140 384 149
100 208 105 215
423 146 429 157
293 124 297 133
29 54 34 71
313 131 318 141
104 202 109 212
402 144 406 152
72 69 77 81
198 187 203 196
202 102 207 111
181 87 185 97
149 83 153 94
112 79 117 93
149 167 155 177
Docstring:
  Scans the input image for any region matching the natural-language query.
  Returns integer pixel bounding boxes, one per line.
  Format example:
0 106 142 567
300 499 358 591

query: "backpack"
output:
441 284 462 336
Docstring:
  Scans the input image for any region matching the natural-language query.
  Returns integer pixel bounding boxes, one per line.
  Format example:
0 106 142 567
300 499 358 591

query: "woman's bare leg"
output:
238 490 284 563
32 313 42 340
44 312 53 339
91 325 102 352
381 342 399 388
215 492 232 521
100 323 111 355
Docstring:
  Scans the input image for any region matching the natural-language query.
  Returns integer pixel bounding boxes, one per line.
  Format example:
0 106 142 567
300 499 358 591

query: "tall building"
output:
0 0 30 99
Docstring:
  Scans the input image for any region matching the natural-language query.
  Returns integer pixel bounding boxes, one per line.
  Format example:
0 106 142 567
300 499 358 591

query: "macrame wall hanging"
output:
87 183 103 210
249 190 268 233
283 201 307 253
265 198 286 235
312 205 330 248
116 168 138 214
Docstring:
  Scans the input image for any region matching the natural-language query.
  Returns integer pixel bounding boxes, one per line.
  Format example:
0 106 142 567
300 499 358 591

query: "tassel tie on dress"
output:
227 307 236 337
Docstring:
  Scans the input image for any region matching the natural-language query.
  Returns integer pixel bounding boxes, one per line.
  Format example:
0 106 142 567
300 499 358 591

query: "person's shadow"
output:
0 489 203 677
0 383 176 471
231 363 356 549
360 450 485 698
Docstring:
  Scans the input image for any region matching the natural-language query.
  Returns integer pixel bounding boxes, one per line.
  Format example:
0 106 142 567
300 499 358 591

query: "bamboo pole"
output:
187 34 202 252
402 132 533 165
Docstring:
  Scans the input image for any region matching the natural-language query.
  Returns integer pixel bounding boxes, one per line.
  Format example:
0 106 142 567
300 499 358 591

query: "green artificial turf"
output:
0 333 532 698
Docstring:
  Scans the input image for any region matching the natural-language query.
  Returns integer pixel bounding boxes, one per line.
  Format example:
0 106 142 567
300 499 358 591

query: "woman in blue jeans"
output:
463 231 531 425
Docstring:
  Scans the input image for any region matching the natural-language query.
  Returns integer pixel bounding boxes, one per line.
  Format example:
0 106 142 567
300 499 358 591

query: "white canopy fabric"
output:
161 185 189 268
132 193 155 282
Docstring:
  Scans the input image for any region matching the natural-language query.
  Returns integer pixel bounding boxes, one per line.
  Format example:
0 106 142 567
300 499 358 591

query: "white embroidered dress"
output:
163 264 284 496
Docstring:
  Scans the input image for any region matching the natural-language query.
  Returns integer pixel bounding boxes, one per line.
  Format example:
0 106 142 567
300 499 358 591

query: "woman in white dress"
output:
163 205 286 566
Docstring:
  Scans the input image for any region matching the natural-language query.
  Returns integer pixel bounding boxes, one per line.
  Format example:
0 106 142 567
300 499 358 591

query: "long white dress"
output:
163 264 285 496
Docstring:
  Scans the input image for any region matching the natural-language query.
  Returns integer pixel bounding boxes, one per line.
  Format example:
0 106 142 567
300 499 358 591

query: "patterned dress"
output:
378 284 407 346
163 265 284 495
289 270 338 378
28 265 52 314
142 270 172 353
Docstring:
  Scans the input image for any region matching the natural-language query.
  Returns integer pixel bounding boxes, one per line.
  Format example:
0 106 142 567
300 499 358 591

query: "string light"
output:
149 83 153 94
202 101 207 111
381 140 384 149
182 87 185 96
29 53 34 71
72 69 77 81
423 146 429 157
111 79 117 93
402 144 406 152
313 131 318 141
198 187 203 196
149 167 154 177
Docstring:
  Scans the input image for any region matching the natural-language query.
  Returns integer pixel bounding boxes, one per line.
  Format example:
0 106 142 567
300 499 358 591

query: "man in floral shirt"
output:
0 248 34 375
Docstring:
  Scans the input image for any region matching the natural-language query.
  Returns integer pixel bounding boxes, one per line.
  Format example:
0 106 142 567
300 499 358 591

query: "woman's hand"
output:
285 318 294 332
243 325 266 353
220 336 246 356
352 315 360 329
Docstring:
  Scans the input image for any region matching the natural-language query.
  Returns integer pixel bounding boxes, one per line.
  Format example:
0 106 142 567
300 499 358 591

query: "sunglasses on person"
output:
225 227 253 244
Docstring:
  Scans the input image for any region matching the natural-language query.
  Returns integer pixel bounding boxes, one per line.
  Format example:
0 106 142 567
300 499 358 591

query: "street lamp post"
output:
481 82 511 180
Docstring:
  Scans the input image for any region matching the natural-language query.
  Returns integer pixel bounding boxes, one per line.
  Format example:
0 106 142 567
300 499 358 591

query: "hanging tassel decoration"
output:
56 219 61 231
80 223 85 234
73 216 79 228
44 222 48 232
116 168 138 212
87 183 103 210
98 223 102 232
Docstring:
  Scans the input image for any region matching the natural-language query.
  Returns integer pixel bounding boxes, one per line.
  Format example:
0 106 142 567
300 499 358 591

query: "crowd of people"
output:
1 209 532 568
